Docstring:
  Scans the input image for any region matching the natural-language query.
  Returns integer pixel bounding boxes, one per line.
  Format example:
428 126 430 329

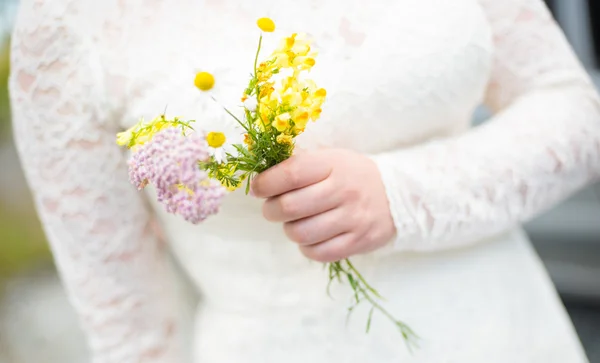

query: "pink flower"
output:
128 127 226 224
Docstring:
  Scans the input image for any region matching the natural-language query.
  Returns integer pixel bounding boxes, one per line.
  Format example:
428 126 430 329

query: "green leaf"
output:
345 305 355 327
347 273 360 304
345 259 384 300
222 106 249 131
366 306 375 333
245 177 251 195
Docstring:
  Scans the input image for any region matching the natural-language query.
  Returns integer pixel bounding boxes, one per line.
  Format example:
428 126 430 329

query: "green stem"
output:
355 282 418 349
253 35 264 132
328 259 419 351
254 35 263 78
345 259 383 300
222 105 249 132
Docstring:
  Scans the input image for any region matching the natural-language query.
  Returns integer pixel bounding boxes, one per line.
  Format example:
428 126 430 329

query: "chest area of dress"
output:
124 0 493 153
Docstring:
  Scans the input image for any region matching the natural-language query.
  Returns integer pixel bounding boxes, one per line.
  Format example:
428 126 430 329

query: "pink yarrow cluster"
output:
128 127 226 224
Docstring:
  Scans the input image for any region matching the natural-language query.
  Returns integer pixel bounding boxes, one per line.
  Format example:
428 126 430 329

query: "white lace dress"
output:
9 0 599 362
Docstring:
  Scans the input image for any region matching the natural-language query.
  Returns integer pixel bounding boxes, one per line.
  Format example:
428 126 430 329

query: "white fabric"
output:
9 0 598 362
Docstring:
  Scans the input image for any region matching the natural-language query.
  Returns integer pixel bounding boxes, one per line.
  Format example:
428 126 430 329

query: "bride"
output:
9 0 598 362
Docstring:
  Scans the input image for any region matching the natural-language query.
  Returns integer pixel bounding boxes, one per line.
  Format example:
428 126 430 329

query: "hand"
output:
251 149 396 262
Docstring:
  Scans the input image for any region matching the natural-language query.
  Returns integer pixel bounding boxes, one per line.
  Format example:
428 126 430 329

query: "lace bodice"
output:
8 0 599 362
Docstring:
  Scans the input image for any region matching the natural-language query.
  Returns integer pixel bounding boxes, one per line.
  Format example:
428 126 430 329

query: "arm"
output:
372 0 600 251
9 2 185 361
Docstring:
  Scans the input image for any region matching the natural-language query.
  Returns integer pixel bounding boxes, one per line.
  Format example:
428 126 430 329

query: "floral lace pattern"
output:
9 1 186 362
373 0 600 251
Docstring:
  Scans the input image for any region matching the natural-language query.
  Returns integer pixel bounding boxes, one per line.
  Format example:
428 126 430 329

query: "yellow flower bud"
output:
257 17 276 32
315 88 327 98
194 72 215 91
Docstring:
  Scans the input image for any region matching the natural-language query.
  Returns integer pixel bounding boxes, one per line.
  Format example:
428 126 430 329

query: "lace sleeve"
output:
372 0 600 251
9 2 185 362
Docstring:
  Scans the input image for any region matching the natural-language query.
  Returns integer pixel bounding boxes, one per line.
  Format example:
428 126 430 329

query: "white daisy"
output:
194 66 233 104
205 117 244 164
192 46 252 104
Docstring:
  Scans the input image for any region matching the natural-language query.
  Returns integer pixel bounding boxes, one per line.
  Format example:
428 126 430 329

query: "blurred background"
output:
0 1 599 362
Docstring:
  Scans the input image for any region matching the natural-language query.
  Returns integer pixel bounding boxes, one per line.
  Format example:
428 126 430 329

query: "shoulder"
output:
11 0 96 54
9 0 110 116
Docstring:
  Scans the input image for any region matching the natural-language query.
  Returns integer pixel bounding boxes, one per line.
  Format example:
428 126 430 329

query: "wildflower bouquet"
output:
117 17 417 348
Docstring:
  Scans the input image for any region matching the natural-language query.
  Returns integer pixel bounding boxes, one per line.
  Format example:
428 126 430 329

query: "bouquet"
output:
117 17 417 348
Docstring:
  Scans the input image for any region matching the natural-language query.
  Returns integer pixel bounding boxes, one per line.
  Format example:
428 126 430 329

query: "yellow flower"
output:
280 89 303 107
278 33 311 56
257 61 277 81
116 115 189 150
293 56 316 70
272 52 292 69
116 129 134 146
285 34 295 49
267 35 312 70
315 88 327 98
276 134 293 145
257 17 276 32
194 71 215 91
273 113 291 132
311 107 322 121
244 30 327 143
295 111 309 125
259 82 275 98
291 111 309 134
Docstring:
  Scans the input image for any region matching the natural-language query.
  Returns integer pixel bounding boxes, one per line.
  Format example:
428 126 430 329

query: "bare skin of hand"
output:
250 149 396 263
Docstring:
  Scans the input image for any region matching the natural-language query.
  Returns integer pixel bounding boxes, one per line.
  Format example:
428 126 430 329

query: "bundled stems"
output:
328 259 419 350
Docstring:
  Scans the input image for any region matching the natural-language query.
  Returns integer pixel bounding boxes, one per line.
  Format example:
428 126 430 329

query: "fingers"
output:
283 206 353 245
262 179 339 222
251 152 332 198
298 233 360 263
